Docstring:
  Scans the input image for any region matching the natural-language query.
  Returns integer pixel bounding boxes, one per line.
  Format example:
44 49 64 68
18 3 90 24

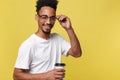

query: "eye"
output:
40 15 48 19
50 16 56 20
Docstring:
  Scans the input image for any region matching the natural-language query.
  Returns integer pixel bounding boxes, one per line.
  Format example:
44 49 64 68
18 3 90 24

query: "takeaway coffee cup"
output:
55 63 66 80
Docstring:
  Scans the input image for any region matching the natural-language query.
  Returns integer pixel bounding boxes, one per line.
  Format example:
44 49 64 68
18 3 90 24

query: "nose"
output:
46 18 51 24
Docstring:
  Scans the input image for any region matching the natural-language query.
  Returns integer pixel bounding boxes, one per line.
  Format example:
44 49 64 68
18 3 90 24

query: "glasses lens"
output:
38 14 56 21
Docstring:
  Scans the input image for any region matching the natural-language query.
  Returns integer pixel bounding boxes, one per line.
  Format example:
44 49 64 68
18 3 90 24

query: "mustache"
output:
43 24 53 28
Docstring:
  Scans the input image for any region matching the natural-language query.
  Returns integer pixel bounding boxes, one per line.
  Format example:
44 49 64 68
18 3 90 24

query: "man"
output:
13 0 82 80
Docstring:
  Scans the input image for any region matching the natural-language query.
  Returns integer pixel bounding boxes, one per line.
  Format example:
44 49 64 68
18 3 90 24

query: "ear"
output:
35 14 39 21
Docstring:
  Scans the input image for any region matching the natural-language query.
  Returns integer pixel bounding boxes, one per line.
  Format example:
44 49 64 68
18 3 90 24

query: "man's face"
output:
37 6 56 34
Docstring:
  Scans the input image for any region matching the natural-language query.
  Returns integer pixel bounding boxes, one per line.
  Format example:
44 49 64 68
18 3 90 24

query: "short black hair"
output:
36 0 58 13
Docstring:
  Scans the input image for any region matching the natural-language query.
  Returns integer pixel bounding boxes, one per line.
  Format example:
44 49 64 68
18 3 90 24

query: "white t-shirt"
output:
15 33 71 74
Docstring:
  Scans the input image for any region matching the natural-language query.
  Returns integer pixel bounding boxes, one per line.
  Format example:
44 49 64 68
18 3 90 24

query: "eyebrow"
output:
39 14 56 17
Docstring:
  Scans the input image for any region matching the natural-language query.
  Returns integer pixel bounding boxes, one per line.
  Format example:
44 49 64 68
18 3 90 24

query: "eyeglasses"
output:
38 14 56 21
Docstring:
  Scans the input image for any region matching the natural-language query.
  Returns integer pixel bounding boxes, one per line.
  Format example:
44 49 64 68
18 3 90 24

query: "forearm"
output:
13 69 47 80
66 27 82 57
56 15 82 57
14 73 46 80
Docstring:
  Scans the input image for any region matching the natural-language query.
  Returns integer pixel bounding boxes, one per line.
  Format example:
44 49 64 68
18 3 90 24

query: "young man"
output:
13 0 82 80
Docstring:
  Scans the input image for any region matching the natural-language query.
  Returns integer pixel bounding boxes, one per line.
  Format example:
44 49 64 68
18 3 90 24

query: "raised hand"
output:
56 15 72 30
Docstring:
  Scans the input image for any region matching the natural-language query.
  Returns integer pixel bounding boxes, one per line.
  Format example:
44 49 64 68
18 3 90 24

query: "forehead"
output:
38 6 56 16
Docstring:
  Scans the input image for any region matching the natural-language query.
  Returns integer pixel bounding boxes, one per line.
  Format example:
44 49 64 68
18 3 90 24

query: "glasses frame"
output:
38 14 56 22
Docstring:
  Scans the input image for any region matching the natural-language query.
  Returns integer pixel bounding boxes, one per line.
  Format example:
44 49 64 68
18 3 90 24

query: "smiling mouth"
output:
44 24 53 28
45 25 51 29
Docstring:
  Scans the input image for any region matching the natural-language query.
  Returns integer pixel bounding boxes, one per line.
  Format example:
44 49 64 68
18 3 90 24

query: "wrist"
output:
37 72 48 80
66 27 73 32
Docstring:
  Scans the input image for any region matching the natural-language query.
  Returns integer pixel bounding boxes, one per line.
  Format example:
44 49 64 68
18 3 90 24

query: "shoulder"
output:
19 34 37 50
51 33 64 39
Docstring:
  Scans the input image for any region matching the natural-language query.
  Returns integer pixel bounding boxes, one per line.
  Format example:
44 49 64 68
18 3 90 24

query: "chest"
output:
31 41 61 63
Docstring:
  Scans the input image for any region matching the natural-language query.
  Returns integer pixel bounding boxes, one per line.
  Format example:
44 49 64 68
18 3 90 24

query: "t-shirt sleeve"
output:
61 38 71 56
56 34 71 56
15 44 32 69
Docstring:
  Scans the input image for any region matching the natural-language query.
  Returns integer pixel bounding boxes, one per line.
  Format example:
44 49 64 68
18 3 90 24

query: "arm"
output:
13 68 45 80
56 15 82 58
13 68 65 80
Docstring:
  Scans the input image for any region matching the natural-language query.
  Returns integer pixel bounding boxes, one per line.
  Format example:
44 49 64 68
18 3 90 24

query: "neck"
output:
35 30 50 40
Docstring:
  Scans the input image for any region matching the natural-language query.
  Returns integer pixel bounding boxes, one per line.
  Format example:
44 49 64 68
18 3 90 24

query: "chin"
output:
42 30 51 34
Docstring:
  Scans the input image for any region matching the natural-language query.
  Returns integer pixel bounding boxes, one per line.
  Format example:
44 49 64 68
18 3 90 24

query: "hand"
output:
56 15 72 30
45 69 65 80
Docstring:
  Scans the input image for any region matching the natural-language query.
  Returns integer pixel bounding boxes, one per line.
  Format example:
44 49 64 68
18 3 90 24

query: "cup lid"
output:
55 63 66 66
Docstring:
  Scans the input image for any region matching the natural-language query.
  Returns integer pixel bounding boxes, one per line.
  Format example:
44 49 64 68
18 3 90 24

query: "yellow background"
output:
0 0 120 80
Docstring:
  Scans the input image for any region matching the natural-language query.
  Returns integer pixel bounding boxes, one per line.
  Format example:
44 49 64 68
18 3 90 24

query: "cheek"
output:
38 20 44 27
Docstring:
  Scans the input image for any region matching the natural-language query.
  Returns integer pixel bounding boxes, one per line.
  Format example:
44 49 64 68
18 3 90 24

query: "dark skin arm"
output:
13 68 65 80
56 15 82 58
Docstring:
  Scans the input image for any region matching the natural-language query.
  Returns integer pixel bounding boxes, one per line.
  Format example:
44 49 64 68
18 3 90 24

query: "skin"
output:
13 6 82 80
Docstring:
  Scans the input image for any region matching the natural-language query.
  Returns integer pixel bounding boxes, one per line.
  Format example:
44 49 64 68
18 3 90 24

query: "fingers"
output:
54 69 65 73
54 69 65 79
55 69 65 75
56 14 72 30
56 15 68 22
46 69 65 80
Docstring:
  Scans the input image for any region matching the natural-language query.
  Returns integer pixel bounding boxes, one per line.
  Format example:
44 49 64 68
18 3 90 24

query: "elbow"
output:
71 50 82 58
78 50 82 57
13 72 17 80
13 69 20 80
68 48 82 58
74 52 82 58
13 68 22 80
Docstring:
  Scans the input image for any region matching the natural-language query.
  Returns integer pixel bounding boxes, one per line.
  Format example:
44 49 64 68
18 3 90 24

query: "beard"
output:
42 30 50 34
42 23 53 34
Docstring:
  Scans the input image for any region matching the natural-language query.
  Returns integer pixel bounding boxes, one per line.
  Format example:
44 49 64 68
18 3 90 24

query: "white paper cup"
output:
55 63 66 80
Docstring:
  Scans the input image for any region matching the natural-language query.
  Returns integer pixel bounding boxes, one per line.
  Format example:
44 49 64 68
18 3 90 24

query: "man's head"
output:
36 0 58 14
35 0 58 34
